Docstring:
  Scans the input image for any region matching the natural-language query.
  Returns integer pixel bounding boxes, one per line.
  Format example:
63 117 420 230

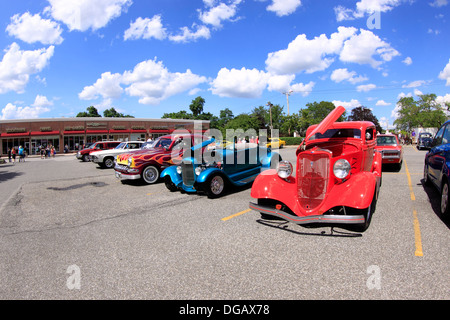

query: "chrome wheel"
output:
210 175 224 195
104 158 114 168
142 166 159 184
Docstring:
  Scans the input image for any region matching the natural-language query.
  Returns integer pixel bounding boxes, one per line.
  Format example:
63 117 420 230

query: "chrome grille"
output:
297 151 330 211
182 161 195 186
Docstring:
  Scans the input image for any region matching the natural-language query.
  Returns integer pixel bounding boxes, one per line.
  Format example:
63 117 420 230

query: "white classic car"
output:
90 141 146 168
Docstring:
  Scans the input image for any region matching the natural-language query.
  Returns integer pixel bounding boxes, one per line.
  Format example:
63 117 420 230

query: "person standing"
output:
7 148 12 162
11 147 16 163
18 145 24 162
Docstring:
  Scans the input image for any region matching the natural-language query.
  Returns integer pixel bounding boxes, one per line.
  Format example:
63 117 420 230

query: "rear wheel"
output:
103 157 114 168
142 165 159 184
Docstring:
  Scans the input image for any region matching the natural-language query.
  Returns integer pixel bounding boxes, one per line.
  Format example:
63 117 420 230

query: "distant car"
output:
249 106 382 232
417 132 433 150
266 137 286 149
161 139 280 198
424 121 450 217
90 141 145 168
114 134 204 184
375 134 403 170
76 141 121 162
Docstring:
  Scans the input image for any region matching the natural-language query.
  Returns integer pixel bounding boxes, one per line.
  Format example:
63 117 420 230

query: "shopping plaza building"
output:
0 117 209 156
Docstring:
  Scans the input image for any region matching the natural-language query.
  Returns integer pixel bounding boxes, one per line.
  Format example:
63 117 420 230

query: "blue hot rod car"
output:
161 138 281 198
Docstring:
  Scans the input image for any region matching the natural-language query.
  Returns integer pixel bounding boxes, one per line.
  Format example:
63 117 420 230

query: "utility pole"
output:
283 90 293 115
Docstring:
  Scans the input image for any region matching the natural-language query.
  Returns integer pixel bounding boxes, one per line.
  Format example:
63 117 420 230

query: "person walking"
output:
11 147 16 163
18 145 24 162
7 148 12 162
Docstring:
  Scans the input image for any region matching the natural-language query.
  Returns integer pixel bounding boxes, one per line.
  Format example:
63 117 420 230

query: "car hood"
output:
116 148 164 162
91 148 125 156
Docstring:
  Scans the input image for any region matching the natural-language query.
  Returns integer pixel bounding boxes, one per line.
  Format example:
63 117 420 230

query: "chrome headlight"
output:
277 160 293 179
333 159 351 179
128 157 132 167
176 166 182 174
195 166 205 176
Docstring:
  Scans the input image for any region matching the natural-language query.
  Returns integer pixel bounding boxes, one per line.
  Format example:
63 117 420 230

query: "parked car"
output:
423 120 450 217
161 139 281 198
249 106 382 232
76 141 121 162
266 137 286 149
114 134 204 184
90 141 145 168
417 132 433 150
375 134 403 170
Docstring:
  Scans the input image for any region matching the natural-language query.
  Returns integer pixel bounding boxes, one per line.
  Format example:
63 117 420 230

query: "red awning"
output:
30 131 60 136
109 129 131 133
131 129 147 133
149 129 169 133
86 130 108 134
1 132 30 137
63 131 85 135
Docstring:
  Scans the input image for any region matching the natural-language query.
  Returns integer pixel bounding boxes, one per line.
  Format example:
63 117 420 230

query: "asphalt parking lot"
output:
0 146 448 301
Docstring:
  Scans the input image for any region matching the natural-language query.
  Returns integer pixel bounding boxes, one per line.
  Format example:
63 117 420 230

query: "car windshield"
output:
141 141 155 149
309 128 361 141
420 133 432 138
377 136 398 146
115 142 127 149
153 137 172 148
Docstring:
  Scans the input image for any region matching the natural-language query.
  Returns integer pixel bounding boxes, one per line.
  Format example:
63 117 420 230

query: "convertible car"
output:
161 138 281 198
249 106 382 232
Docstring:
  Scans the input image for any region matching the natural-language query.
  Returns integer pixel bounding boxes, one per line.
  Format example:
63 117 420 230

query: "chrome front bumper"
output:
249 202 365 225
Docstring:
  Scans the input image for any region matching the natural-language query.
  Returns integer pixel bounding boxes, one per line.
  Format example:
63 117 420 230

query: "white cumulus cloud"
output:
330 68 368 84
1 102 50 120
124 15 167 41
45 0 132 32
438 58 450 85
6 12 63 45
0 42 54 94
267 0 302 17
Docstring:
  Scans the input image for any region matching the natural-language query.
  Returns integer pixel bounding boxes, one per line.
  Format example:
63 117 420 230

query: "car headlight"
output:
195 166 205 176
176 166 182 174
128 158 133 167
333 159 351 179
277 160 293 179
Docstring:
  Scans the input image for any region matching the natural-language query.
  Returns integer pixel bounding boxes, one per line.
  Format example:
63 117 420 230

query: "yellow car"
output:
266 138 286 149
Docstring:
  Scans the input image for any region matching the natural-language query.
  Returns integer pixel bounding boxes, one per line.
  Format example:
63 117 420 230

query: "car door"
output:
428 124 449 183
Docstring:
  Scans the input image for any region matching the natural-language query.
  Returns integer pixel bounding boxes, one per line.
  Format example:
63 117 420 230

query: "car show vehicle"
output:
423 120 450 217
375 134 403 170
249 106 382 232
266 137 286 149
114 134 203 184
76 141 121 162
417 132 433 150
90 141 145 168
161 139 281 198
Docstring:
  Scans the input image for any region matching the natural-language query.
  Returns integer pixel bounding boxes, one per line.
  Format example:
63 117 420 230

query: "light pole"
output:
283 90 293 115
266 101 273 138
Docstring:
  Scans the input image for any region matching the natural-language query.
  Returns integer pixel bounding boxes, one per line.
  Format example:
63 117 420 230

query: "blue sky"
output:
0 0 449 130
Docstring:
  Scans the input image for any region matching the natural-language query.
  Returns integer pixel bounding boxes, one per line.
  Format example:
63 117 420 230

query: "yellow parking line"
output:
404 160 423 257
222 209 251 221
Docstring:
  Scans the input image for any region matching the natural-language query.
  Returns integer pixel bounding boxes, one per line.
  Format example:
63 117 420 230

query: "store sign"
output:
86 122 106 129
6 127 27 133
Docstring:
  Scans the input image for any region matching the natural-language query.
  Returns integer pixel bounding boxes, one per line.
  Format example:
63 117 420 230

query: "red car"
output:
114 134 205 184
76 141 121 162
249 106 382 232
375 134 403 170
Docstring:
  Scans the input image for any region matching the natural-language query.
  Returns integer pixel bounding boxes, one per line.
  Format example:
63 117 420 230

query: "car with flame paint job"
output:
113 134 204 184
249 106 382 232
375 134 403 170
90 141 146 168
161 139 281 198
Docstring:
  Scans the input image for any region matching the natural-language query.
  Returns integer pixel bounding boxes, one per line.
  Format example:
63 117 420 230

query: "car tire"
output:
423 164 431 186
349 189 377 233
440 180 450 217
103 157 114 169
164 176 178 192
142 165 159 184
82 154 89 162
204 174 226 198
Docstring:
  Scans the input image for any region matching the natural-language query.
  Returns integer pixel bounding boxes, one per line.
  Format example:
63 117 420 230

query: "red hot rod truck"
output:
249 106 382 232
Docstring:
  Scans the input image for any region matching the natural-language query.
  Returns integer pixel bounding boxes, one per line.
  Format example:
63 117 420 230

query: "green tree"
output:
394 94 447 131
347 106 382 132
299 101 345 135
76 106 102 117
103 107 134 118
189 96 205 117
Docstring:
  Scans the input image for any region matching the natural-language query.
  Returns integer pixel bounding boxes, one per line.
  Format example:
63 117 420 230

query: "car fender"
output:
161 166 182 186
261 151 281 168
196 167 226 184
